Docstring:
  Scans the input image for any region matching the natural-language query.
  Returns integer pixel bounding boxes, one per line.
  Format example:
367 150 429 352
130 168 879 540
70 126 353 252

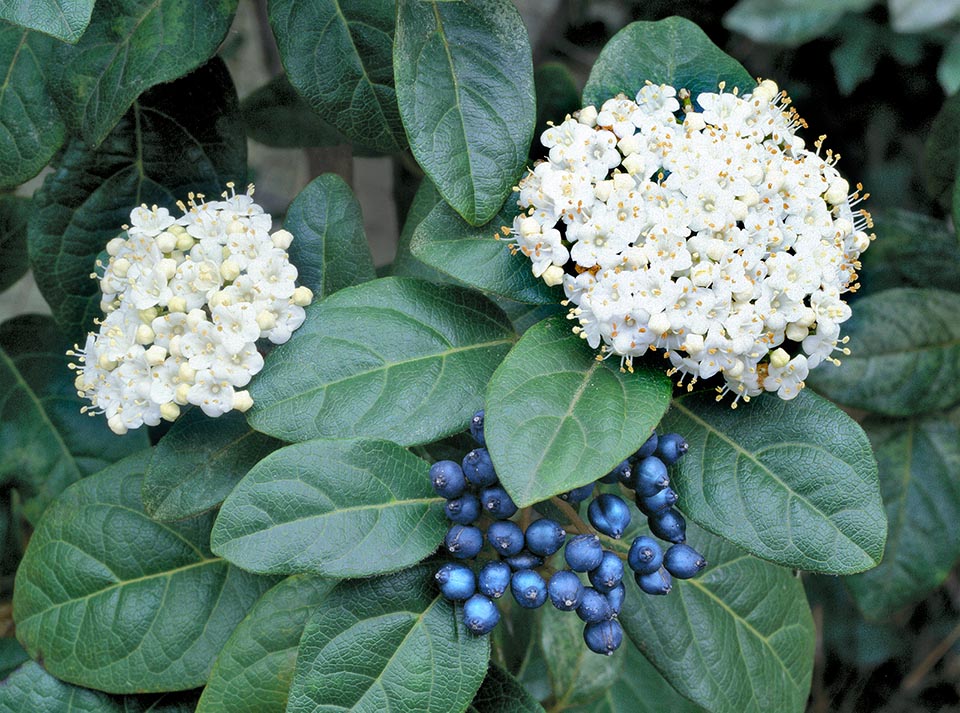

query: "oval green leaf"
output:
0 196 32 294
241 74 345 148
196 575 335 713
248 277 515 445
394 0 536 225
13 451 275 694
211 438 445 577
924 92 960 209
468 664 545 713
583 16 754 108
662 389 886 574
0 1 94 43
806 288 960 416
286 566 489 713
485 314 672 508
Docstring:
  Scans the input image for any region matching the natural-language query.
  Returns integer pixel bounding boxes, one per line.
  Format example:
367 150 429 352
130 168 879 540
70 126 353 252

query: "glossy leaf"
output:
212 438 445 577
0 314 147 522
924 91 960 208
583 16 754 108
806 288 960 416
467 664 545 713
0 195 30 293
270 0 404 154
390 177 451 282
142 408 281 521
286 566 489 713
662 390 885 574
283 174 376 299
196 575 335 713
723 0 871 47
845 416 960 618
248 277 515 445
48 0 238 145
28 58 246 338
410 197 560 304
0 25 65 190
13 451 275 694
0 638 28 679
485 314 672 507
394 0 536 225
0 0 94 42
241 74 344 148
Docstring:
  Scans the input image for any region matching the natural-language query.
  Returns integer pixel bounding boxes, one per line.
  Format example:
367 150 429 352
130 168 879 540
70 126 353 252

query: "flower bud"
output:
138 307 159 323
145 345 167 366
135 324 155 345
220 259 240 282
617 134 641 156
271 229 294 249
593 180 613 202
168 296 187 313
107 415 128 435
683 113 706 131
186 309 206 330
158 258 178 281
233 390 254 412
824 178 849 205
178 362 196 382
168 334 182 357
542 264 565 287
156 231 177 253
292 286 314 307
257 310 277 332
160 401 181 422
98 353 118 371
785 323 809 342
175 233 194 251
112 257 130 277
174 383 191 405
106 237 127 256
752 79 779 103
648 312 671 335
769 348 790 369
577 105 598 127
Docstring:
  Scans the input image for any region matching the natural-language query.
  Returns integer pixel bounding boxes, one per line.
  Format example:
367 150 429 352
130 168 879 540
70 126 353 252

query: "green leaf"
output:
0 314 148 522
723 0 870 47
583 16 754 109
845 415 960 617
496 298 565 335
394 0 536 225
485 314 672 508
286 566 489 713
0 0 93 42
390 177 452 282
467 664 545 713
48 0 238 146
924 92 960 208
806 288 960 416
662 390 886 574
28 58 246 339
196 574 336 713
410 197 561 304
0 25 65 190
13 451 276 694
283 174 377 299
533 62 581 152
0 195 30 293
269 0 405 154
0 638 28 679
939 34 960 95
248 277 515 445
211 438 445 577
241 74 345 148
142 408 281 521
618 524 815 713
889 0 960 33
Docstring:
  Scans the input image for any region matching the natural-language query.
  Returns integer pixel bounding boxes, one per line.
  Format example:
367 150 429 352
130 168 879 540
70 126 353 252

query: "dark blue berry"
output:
635 567 672 595
504 550 544 571
648 508 687 544
511 569 548 609
487 520 525 557
635 432 659 459
655 433 688 465
445 493 481 524
565 534 604 572
444 524 484 559
663 543 707 579
559 483 595 504
605 582 626 616
601 459 633 488
525 518 567 556
435 563 475 600
635 456 670 497
627 535 663 575
478 561 511 599
463 594 500 634
480 485 518 519
547 570 584 611
462 448 497 487
430 460 467 498
587 494 631 539
588 551 624 593
576 587 612 622
636 487 678 516
583 619 624 656
470 409 486 446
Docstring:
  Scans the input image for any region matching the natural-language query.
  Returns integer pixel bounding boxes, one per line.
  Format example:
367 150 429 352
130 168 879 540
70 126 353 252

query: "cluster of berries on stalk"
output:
431 410 706 656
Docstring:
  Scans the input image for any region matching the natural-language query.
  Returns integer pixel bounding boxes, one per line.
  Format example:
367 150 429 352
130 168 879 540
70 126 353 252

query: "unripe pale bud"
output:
135 324 155 345
233 390 254 412
621 153 646 175
174 383 191 405
292 286 314 307
518 217 541 238
271 229 294 250
542 264 565 287
853 230 871 252
168 296 187 313
107 415 128 435
220 260 240 282
577 105 598 127
617 134 641 156
682 334 705 354
158 258 177 281
683 113 706 131
156 231 177 253
160 401 181 422
613 173 634 192
178 362 196 382
785 323 809 341
112 257 130 277
106 237 126 256
257 310 277 332
168 334 182 357
769 347 790 369
824 178 850 205
648 312 671 335
186 309 206 330
145 345 167 366
175 233 194 251
593 180 613 203
98 353 118 371
752 79 779 103
138 307 159 323
796 307 817 328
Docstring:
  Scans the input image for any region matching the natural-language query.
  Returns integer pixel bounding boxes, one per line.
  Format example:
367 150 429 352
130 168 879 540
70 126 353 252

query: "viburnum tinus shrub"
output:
3 2 960 712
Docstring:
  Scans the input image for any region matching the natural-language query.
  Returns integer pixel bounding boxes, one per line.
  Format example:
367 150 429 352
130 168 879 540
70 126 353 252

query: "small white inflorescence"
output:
505 79 873 406
69 183 314 434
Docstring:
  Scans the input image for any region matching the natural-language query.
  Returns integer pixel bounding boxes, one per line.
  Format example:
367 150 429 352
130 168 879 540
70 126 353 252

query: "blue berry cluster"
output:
431 411 706 656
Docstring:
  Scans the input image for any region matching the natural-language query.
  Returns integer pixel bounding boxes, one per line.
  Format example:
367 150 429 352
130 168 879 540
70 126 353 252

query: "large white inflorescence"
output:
69 183 314 434
506 79 873 405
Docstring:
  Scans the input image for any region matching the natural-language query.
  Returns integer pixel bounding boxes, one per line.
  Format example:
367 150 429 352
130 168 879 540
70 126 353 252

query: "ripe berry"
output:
588 551 624 593
430 460 467 498
462 448 497 487
487 520 525 557
635 432 658 459
525 518 567 557
435 563 476 601
547 570 584 611
583 619 624 655
511 569 548 609
504 550 544 571
564 534 604 572
559 483 595 504
663 543 707 579
576 587 612 623
635 567 672 595
470 409 486 446
480 485 518 519
635 456 670 497
648 508 687 544
600 459 631 485
635 487 678 516
655 433 689 465
444 524 484 559
445 493 481 524
627 536 663 575
463 593 500 635
587 493 631 538
605 582 626 617
478 561 511 599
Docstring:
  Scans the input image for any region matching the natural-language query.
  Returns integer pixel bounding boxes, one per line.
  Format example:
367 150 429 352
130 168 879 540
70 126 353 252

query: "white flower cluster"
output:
507 79 873 405
70 184 314 434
